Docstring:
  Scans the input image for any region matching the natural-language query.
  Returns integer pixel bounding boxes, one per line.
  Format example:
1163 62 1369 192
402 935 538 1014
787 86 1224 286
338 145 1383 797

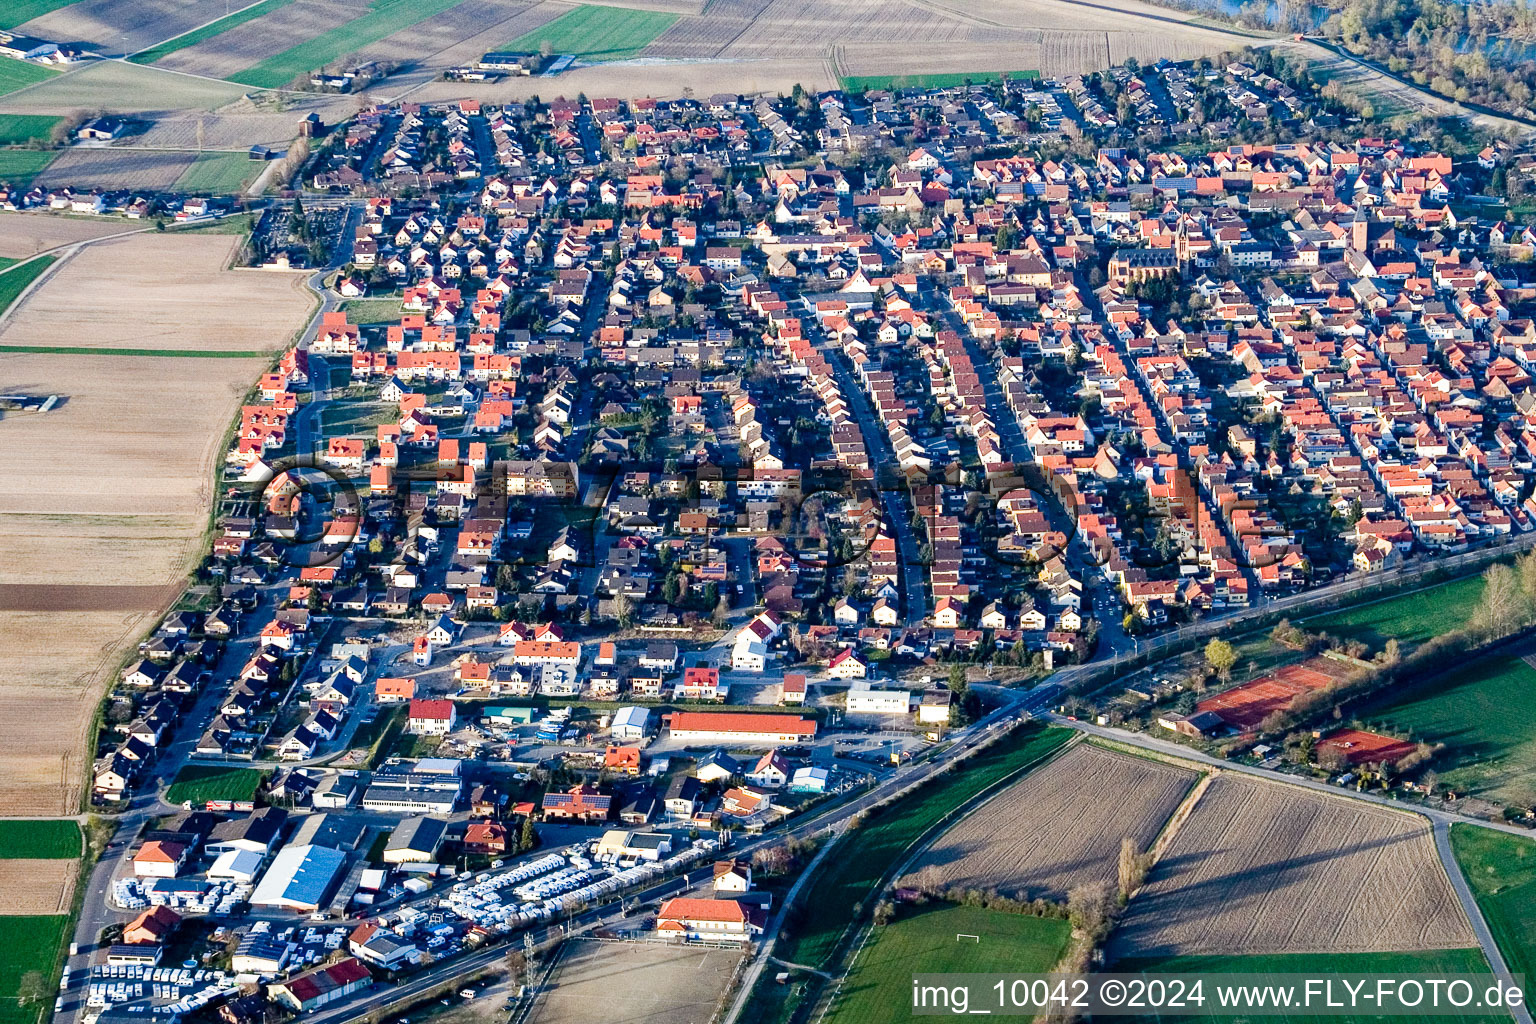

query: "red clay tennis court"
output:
1197 657 1357 729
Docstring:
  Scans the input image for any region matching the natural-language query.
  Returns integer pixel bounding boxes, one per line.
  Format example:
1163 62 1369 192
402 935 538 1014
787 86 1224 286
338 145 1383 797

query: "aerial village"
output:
36 52 1536 1024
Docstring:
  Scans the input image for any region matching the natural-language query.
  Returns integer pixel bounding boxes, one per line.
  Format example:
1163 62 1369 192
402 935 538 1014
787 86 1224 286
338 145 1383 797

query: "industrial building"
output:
249 844 347 912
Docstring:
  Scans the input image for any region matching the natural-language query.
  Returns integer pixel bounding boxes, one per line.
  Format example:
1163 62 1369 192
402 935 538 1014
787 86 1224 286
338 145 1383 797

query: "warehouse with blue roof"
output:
250 844 347 912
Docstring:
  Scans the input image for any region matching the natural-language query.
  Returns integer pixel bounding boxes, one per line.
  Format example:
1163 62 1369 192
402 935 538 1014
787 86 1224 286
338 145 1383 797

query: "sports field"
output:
842 69 1040 91
0 915 70 1024
780 725 1073 968
0 115 59 146
227 0 469 88
1303 573 1484 647
164 765 265 806
1114 949 1501 1024
827 905 1071 1024
507 4 680 61
1450 825 1536 987
129 0 296 65
175 151 255 194
1367 653 1536 808
0 59 55 99
0 820 80 860
0 258 55 317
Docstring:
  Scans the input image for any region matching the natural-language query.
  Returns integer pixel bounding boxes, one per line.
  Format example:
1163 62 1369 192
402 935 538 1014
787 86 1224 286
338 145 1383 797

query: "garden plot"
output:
906 744 1197 900
1109 775 1477 958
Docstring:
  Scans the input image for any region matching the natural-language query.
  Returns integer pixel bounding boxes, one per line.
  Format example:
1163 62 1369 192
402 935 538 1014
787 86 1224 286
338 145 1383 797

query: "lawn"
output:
1450 824 1536 987
130 0 297 64
842 69 1040 91
338 298 405 324
0 915 70 1024
175 151 255 194
1302 573 1485 648
1114 949 1501 1024
828 904 1071 1024
227 0 469 89
1366 653 1536 808
779 724 1074 968
0 820 80 860
0 148 56 186
0 114 60 145
0 257 55 317
506 4 678 61
164 765 265 806
0 59 56 99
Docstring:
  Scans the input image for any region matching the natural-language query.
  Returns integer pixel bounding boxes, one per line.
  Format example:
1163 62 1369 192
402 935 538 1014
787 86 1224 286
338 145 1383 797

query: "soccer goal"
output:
955 933 980 943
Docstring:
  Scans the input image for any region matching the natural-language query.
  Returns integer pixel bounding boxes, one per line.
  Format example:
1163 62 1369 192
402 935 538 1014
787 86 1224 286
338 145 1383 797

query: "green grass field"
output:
1 0 79 28
0 820 80 860
828 905 1071 1024
780 725 1074 968
1451 825 1536 986
175 151 255 194
1302 573 1485 648
507 4 678 61
164 765 265 806
0 257 55 316
130 0 297 64
1114 949 1500 1024
0 915 70 1024
842 69 1040 91
0 114 60 145
1366 653 1536 808
0 148 56 186
339 298 405 324
0 59 56 99
227 0 468 88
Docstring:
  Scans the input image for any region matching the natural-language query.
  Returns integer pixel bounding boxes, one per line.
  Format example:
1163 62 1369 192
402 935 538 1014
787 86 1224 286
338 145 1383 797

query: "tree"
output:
518 815 538 853
1204 637 1238 681
947 663 968 694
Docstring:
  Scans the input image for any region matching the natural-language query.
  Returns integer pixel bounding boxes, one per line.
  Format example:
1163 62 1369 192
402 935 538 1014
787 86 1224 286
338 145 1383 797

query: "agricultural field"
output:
0 257 55 317
0 212 136 259
524 939 740 1024
0 60 248 113
0 861 77 916
0 58 55 99
827 904 1071 1024
0 819 80 859
1113 949 1503 1024
1364 653 1536 809
906 744 1197 901
175 150 256 194
1109 775 1476 958
508 4 680 60
0 232 314 816
0 114 59 145
0 914 71 1024
780 725 1074 968
0 149 55 188
35 148 199 191
226 0 471 89
12 0 257 57
2 0 80 30
130 111 312 152
1450 824 1536 985
164 765 266 807
129 0 298 65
